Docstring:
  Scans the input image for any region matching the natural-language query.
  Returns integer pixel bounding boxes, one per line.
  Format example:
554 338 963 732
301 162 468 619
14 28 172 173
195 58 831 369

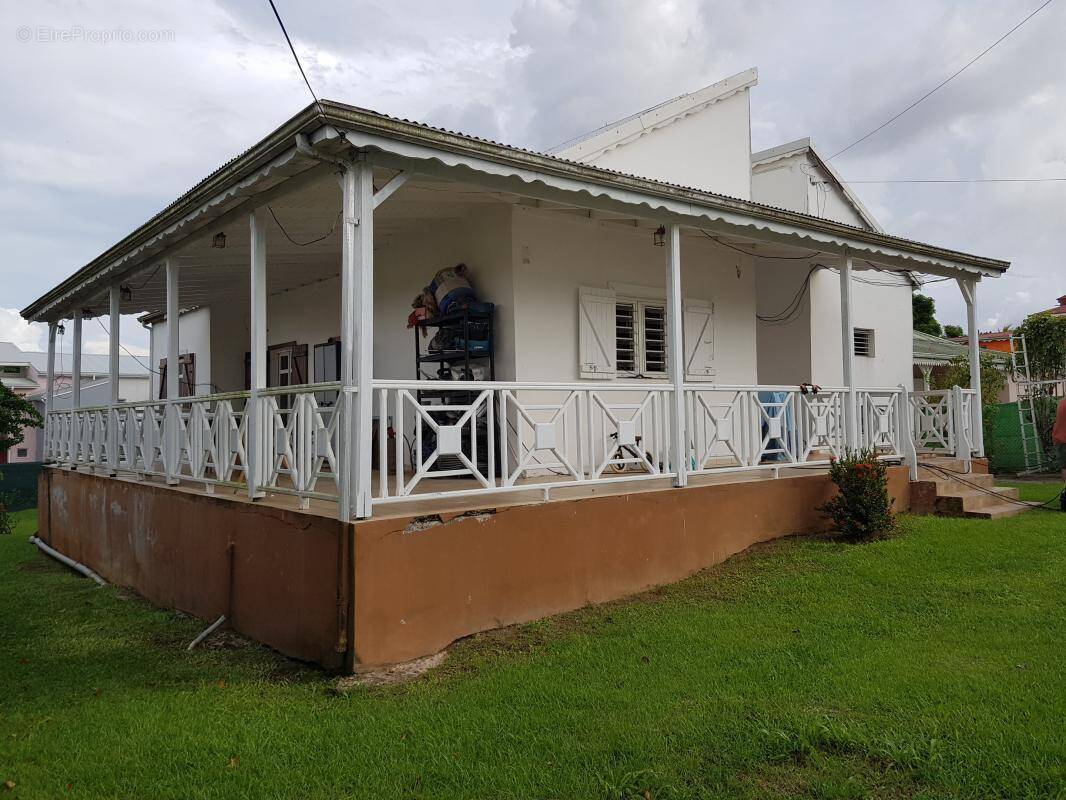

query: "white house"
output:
23 67 1010 669
144 69 914 410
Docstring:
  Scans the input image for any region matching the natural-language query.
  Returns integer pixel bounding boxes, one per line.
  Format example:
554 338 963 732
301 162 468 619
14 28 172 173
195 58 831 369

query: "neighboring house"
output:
949 329 1014 355
0 340 148 462
24 69 1011 670
913 330 1014 402
1038 294 1066 317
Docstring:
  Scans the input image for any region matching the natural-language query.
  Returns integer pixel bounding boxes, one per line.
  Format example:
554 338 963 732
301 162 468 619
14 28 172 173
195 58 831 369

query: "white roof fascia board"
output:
552 68 759 162
341 127 1005 280
26 104 1008 322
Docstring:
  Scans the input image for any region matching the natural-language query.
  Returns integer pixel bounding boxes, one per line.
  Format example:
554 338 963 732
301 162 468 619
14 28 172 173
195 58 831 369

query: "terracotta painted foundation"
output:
37 466 910 670
37 469 353 671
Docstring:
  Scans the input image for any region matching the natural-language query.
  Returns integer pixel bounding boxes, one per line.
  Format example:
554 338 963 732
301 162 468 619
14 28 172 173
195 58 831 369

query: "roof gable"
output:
551 68 758 162
752 137 883 233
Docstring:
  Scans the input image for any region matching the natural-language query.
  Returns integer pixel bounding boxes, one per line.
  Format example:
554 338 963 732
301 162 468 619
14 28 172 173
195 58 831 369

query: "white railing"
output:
908 388 977 462
45 380 979 518
856 387 907 458
685 385 848 472
255 383 346 506
371 380 675 505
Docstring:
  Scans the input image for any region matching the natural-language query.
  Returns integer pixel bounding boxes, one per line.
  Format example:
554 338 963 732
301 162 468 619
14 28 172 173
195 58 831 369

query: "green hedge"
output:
0 462 42 512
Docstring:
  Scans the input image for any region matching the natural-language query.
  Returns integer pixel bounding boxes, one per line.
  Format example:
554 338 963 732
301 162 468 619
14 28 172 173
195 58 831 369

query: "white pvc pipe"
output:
187 615 227 651
29 537 106 586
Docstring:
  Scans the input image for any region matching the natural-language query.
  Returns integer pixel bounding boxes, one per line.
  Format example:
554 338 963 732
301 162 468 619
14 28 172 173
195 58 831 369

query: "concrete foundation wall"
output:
38 465 910 670
352 467 911 664
37 469 352 671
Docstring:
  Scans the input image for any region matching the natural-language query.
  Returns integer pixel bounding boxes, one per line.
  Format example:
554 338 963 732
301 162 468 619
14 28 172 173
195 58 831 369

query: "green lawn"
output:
2 492 1065 800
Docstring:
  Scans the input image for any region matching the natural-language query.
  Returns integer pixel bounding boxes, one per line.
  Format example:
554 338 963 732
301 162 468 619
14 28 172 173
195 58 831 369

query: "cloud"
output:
0 308 46 350
3 0 1064 335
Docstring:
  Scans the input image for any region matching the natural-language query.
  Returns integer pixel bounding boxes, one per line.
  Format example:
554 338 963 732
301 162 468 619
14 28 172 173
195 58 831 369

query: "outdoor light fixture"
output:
653 225 666 247
212 231 227 249
120 284 132 302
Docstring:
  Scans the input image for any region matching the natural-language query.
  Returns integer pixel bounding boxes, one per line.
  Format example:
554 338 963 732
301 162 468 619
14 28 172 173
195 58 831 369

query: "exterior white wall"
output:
203 208 517 391
752 151 869 229
755 259 813 384
148 306 211 397
578 90 753 200
511 207 758 384
809 270 913 389
753 151 911 390
751 156 809 214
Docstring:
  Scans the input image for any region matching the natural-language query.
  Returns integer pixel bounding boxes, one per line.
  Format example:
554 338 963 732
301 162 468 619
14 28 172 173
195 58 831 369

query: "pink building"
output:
0 341 149 463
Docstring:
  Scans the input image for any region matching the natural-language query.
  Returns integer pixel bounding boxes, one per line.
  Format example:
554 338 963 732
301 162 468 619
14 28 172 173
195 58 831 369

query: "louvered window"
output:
854 328 875 358
614 298 667 377
615 302 636 373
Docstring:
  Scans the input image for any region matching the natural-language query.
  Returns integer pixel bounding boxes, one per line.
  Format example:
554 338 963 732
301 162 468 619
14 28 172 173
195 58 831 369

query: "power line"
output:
828 0 1055 160
266 0 322 111
93 317 158 375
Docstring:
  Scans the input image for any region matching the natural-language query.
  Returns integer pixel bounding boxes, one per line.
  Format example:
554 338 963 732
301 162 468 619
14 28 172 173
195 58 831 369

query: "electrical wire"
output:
757 265 825 324
267 205 340 246
93 317 220 393
918 462 1062 511
699 229 819 260
828 0 1055 160
94 317 157 375
266 0 322 112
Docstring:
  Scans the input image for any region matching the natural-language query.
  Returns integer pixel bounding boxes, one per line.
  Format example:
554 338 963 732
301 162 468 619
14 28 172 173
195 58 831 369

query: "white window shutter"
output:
578 286 616 379
683 299 715 381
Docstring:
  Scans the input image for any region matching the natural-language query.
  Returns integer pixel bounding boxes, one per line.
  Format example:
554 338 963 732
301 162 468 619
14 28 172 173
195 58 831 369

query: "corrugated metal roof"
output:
21 99 1011 321
0 341 148 376
913 330 1008 365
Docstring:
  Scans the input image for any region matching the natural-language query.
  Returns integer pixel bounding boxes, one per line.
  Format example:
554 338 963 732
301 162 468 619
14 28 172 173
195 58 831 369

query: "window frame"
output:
853 327 875 358
614 295 668 379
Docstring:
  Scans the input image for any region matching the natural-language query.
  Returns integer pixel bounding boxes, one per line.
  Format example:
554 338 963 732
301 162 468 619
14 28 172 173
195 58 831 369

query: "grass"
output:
2 492 1065 800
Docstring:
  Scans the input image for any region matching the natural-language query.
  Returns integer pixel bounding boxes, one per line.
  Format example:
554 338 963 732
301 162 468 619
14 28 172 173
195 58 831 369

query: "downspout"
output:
297 129 360 672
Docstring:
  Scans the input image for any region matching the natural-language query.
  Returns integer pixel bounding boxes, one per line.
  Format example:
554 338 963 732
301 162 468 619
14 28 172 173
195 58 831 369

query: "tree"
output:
931 352 1007 464
0 384 42 453
0 384 41 535
912 293 942 336
1014 311 1066 464
1015 312 1066 383
943 324 964 339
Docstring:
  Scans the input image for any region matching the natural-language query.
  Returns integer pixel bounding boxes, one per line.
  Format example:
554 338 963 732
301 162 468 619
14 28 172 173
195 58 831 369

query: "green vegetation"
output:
2 501 1065 799
912 293 942 337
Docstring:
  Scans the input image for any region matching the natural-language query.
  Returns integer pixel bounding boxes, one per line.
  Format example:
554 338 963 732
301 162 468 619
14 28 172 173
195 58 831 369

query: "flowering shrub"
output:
819 449 896 542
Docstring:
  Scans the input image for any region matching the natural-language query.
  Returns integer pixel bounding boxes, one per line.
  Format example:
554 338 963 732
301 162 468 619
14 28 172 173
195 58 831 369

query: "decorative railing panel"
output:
371 381 673 504
42 380 977 518
685 385 848 471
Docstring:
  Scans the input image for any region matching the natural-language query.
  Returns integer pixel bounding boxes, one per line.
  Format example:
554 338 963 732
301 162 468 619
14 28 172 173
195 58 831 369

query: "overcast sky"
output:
2 0 1064 357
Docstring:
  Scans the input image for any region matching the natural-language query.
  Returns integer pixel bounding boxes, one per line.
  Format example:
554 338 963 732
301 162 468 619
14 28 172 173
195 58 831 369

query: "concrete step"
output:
917 473 997 493
935 486 1020 515
964 502 1029 520
917 456 989 475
